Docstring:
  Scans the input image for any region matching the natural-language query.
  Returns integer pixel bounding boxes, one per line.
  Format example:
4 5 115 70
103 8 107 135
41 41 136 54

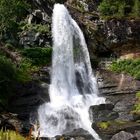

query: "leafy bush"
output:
0 55 18 105
109 59 140 80
20 23 51 35
98 0 140 18
131 0 140 17
21 47 52 66
131 91 140 114
0 0 29 40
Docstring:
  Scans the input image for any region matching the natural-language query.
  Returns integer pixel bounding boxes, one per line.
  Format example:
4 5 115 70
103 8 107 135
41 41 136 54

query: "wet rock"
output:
0 113 23 133
96 69 139 121
111 131 136 140
97 69 140 96
61 128 94 140
6 81 49 135
134 131 140 140
8 81 49 111
28 10 50 24
0 103 5 112
19 30 51 48
89 104 119 123
92 121 140 140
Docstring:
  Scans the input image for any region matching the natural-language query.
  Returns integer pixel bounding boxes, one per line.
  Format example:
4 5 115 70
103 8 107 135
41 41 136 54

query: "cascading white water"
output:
38 4 105 140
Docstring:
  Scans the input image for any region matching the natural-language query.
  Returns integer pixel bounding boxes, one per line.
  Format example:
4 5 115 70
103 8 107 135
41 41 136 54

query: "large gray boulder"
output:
111 131 136 140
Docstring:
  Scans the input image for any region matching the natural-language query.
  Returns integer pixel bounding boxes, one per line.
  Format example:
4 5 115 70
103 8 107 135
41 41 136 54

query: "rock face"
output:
89 104 119 123
97 69 139 121
92 121 140 140
6 81 50 135
56 128 94 140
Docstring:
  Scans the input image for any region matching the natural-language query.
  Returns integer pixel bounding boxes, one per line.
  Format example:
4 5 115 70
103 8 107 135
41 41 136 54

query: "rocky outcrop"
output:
60 128 94 140
96 69 140 121
24 0 140 58
89 104 119 123
92 121 140 140
111 131 136 140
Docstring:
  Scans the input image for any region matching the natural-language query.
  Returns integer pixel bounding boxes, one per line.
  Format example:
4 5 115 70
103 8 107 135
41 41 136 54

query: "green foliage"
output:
131 91 140 115
0 53 35 106
20 23 51 35
136 92 140 98
131 0 140 17
21 47 52 66
0 0 29 39
98 0 140 18
0 130 26 140
109 59 140 80
97 122 110 129
0 55 18 106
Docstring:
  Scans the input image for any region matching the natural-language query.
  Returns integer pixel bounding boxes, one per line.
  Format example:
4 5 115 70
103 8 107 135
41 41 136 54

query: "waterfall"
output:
38 4 105 140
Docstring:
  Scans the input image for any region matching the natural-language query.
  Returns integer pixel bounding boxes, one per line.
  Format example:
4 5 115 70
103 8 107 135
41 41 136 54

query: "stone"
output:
0 113 23 133
134 131 140 140
111 131 136 140
62 128 94 140
92 121 140 140
89 104 119 123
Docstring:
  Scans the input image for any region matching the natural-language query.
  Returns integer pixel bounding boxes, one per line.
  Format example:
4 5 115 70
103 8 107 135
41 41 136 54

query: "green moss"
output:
131 91 140 115
136 92 140 98
97 122 110 129
97 120 137 133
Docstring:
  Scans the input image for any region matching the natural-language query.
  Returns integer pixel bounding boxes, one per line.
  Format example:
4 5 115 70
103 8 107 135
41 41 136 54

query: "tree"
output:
132 0 140 17
0 0 29 40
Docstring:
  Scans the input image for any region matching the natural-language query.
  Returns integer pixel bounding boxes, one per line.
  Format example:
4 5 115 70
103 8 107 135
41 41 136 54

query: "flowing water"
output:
38 4 105 140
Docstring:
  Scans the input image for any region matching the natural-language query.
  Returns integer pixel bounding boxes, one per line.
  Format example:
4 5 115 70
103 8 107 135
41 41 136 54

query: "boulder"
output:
61 128 94 140
89 104 119 123
134 131 140 140
92 121 140 140
0 113 23 133
111 131 136 140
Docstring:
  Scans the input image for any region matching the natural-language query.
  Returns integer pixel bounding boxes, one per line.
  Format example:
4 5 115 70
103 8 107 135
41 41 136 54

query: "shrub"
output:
21 47 52 66
109 59 140 80
0 0 29 39
0 54 35 106
98 0 140 18
20 23 51 35
131 0 140 17
0 55 18 106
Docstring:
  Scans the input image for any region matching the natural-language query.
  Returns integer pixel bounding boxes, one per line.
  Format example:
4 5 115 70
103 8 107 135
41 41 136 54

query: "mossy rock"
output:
92 120 140 140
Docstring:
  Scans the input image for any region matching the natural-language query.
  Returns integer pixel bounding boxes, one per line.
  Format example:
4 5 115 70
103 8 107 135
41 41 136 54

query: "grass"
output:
109 59 140 80
131 91 140 115
0 130 25 140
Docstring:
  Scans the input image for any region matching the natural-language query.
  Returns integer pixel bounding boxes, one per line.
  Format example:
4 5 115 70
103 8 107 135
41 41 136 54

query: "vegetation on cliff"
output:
109 59 140 80
98 0 140 18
